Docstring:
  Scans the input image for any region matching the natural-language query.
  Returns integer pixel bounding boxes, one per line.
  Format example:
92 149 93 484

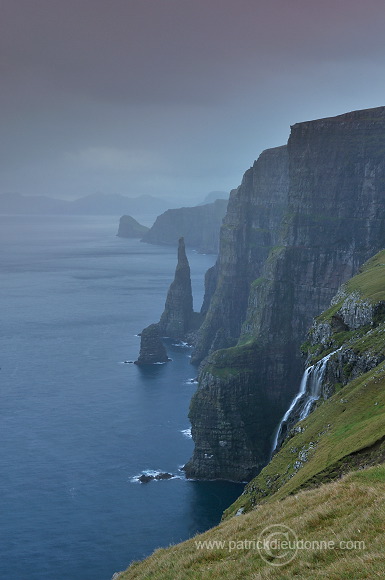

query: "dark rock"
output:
200 264 218 317
158 238 195 340
117 215 149 238
138 474 154 483
154 472 173 480
330 314 349 333
134 323 169 365
138 472 173 483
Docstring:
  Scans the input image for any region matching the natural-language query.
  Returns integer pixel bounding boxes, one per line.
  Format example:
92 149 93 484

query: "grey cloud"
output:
2 0 385 200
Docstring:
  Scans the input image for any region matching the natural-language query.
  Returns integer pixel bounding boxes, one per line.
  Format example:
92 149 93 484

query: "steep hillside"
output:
186 107 385 481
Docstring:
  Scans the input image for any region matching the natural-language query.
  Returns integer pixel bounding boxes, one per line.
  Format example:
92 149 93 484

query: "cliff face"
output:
141 199 228 253
225 248 385 516
191 145 290 364
185 107 385 482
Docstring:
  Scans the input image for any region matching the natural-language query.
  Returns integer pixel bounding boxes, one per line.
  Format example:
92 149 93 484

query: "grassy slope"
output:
345 251 385 303
118 465 385 579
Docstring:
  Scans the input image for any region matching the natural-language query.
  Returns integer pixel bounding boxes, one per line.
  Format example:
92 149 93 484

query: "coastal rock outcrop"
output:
134 324 169 365
135 237 203 364
185 107 385 482
138 472 173 483
141 199 228 253
117 215 149 238
158 237 199 340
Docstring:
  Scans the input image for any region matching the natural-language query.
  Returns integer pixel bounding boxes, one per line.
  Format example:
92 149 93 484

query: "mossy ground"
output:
204 340 259 379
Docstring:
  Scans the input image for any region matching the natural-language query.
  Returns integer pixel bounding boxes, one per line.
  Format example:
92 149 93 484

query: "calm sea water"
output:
0 216 243 580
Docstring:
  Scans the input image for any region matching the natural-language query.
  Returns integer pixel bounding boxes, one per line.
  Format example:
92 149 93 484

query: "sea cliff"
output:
141 199 228 253
185 106 385 481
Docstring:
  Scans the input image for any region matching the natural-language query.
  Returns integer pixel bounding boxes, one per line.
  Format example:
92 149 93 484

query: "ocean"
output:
0 215 243 580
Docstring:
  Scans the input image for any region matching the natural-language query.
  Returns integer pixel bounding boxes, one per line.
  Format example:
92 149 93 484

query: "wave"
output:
181 428 192 439
185 378 198 385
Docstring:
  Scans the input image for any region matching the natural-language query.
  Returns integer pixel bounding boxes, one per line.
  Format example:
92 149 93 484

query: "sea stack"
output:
158 237 194 340
134 324 169 365
135 237 201 364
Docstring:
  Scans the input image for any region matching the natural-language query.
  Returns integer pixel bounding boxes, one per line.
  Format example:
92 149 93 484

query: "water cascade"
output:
271 349 340 455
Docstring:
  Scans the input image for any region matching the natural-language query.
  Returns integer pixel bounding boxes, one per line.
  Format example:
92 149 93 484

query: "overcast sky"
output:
2 0 385 203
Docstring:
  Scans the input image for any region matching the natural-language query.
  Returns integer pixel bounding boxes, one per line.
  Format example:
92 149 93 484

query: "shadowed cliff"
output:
185 106 385 482
141 199 228 253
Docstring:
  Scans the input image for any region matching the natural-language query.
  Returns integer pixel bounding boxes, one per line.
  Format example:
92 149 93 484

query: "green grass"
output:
346 250 385 303
204 340 259 379
116 464 385 579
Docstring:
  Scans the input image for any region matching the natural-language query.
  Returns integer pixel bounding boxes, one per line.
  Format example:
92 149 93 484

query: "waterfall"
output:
271 349 340 456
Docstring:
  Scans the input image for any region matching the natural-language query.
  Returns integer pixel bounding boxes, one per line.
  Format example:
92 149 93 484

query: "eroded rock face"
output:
184 343 275 481
158 237 195 340
134 323 169 365
191 145 290 364
186 107 385 481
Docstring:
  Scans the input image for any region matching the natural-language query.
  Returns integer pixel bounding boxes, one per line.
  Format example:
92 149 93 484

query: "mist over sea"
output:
0 215 243 580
